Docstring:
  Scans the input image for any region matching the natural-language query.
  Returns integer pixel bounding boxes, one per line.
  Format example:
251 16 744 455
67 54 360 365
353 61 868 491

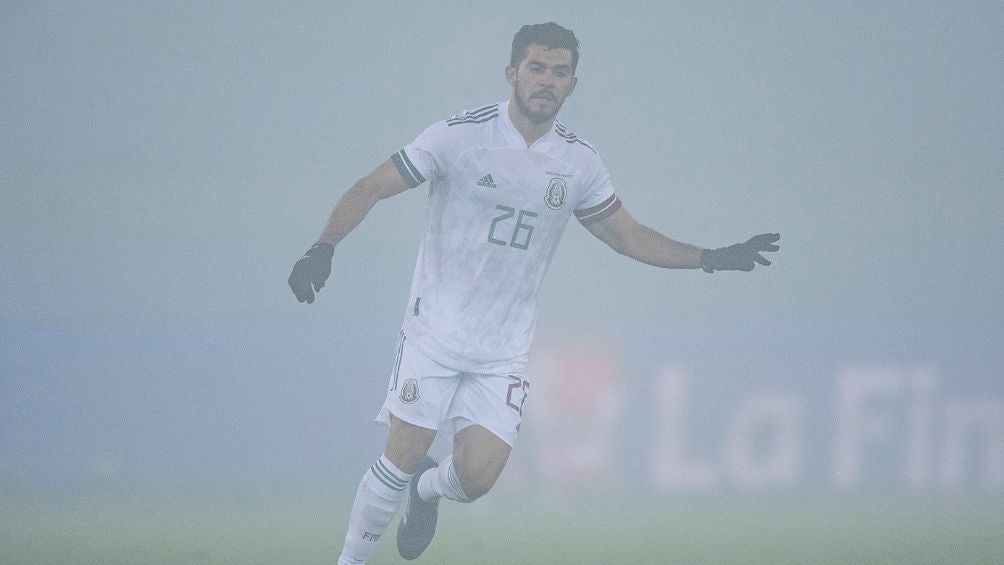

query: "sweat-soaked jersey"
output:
390 99 621 373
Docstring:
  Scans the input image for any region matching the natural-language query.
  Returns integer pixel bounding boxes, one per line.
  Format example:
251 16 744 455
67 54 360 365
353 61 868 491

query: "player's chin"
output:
526 102 559 123
527 110 557 124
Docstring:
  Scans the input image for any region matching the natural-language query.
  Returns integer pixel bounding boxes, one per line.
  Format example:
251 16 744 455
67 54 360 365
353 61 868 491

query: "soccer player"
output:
289 22 780 564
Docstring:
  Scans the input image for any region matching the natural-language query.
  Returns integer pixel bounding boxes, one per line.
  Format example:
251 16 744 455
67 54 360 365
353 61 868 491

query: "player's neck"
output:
507 102 553 147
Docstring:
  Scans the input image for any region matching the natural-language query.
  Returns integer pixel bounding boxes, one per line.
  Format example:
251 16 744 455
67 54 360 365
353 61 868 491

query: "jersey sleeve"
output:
390 120 454 189
573 153 622 225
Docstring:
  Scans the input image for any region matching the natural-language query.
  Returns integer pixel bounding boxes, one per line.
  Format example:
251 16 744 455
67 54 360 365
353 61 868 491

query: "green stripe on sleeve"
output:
391 150 426 188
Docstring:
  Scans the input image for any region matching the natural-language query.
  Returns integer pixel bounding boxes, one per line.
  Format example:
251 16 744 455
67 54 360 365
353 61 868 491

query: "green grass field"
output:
3 496 1002 564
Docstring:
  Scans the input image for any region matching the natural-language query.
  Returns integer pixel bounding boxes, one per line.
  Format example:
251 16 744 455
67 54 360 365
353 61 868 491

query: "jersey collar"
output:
500 99 557 153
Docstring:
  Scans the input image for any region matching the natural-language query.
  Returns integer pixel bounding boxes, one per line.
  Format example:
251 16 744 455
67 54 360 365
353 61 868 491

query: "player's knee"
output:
453 460 500 502
457 475 491 502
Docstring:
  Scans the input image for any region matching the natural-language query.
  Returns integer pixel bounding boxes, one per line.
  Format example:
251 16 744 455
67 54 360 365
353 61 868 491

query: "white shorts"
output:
376 334 530 447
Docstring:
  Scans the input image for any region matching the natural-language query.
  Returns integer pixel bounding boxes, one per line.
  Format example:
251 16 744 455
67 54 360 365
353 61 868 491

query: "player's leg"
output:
384 414 438 473
418 424 510 503
397 371 530 561
337 417 437 565
398 372 527 559
449 372 526 497
397 423 510 560
337 337 455 565
394 418 442 560
418 371 526 503
453 423 512 498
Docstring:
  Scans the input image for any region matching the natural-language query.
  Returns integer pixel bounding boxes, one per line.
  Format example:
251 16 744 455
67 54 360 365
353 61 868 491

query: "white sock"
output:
337 456 411 565
416 455 471 503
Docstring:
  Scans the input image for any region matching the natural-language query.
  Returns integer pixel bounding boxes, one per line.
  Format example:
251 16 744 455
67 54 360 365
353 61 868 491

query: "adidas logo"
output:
475 174 497 188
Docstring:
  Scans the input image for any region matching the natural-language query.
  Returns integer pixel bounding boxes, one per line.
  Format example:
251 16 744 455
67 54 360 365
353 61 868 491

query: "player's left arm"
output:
583 206 704 268
583 206 780 272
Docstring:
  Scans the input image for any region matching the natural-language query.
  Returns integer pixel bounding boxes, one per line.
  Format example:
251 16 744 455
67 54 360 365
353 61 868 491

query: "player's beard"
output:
513 86 563 125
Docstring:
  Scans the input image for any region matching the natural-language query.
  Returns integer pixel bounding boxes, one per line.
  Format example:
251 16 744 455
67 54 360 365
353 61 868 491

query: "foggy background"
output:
2 0 1002 523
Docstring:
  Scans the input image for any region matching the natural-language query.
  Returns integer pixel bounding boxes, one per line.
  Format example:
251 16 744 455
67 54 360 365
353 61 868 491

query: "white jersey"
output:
390 100 621 373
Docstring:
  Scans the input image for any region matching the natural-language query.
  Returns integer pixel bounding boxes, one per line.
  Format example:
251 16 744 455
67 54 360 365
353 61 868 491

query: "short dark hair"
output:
510 22 579 73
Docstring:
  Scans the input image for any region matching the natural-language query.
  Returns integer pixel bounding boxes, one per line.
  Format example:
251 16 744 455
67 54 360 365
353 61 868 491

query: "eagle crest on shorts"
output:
399 379 420 404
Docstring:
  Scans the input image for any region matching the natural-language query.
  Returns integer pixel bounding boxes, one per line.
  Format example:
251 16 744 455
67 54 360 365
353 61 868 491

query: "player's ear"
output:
568 76 577 96
505 65 517 87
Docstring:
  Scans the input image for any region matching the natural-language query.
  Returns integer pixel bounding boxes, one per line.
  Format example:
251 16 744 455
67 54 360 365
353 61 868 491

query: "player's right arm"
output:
315 158 412 248
288 158 412 303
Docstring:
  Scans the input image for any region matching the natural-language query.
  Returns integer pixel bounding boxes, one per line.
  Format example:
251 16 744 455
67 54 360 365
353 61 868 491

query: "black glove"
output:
288 243 334 303
701 233 780 273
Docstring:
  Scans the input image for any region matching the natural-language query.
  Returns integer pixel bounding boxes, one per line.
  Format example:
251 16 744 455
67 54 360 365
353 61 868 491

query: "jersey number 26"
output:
488 205 537 251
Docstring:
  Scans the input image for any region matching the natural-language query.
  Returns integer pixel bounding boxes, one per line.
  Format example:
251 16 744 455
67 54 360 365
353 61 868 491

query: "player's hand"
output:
288 243 334 303
701 233 780 273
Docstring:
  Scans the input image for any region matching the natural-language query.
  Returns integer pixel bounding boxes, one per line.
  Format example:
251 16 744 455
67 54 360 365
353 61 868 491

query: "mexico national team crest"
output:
544 178 567 210
399 378 420 404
